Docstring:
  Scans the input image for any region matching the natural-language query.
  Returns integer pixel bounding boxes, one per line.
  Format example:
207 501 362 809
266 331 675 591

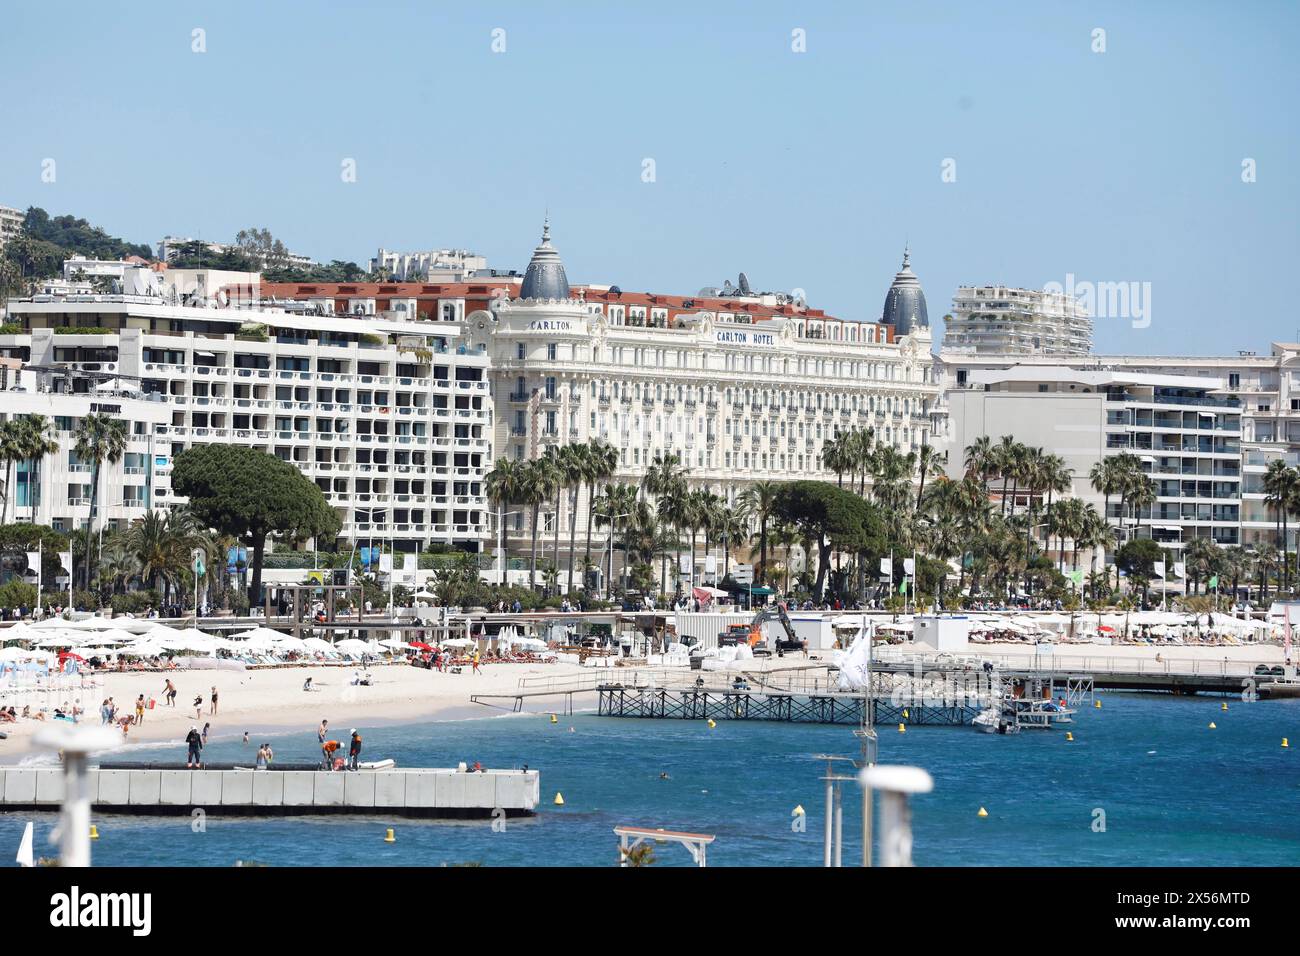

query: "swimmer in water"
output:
659 772 670 780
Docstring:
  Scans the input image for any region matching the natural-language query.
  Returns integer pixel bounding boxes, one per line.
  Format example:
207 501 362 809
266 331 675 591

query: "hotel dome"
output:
519 219 570 301
881 247 929 336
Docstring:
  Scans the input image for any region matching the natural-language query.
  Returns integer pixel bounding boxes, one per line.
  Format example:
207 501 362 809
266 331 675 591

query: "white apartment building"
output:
470 225 945 576
945 366 1243 555
1 289 493 554
944 286 1092 356
0 205 23 248
0 375 173 536
942 345 1300 551
370 248 489 282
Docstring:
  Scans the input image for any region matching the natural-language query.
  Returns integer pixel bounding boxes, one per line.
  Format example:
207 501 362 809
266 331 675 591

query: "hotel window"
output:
547 343 557 361
516 342 525 360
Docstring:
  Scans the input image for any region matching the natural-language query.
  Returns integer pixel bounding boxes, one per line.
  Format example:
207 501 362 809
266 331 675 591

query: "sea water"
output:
2 693 1298 866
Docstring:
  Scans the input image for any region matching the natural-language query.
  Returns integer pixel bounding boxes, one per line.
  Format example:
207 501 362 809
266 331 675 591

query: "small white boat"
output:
357 759 396 770
973 706 1020 735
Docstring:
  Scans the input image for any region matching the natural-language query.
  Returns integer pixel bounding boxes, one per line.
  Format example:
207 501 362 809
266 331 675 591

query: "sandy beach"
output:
0 660 593 763
2 640 1289 764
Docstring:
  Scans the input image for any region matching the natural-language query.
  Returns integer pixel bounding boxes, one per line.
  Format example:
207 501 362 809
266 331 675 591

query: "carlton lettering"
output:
714 329 775 347
526 319 571 332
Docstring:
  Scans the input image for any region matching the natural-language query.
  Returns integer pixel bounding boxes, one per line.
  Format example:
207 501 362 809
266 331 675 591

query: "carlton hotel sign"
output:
714 327 776 348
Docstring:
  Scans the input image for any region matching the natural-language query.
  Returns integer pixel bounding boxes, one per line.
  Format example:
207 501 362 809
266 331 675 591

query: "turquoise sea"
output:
3 693 1298 866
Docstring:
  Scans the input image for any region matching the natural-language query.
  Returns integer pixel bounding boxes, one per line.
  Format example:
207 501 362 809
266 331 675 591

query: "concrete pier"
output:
0 766 539 818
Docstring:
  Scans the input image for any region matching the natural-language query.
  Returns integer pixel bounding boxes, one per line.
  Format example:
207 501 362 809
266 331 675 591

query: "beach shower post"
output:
33 724 120 867
859 765 933 867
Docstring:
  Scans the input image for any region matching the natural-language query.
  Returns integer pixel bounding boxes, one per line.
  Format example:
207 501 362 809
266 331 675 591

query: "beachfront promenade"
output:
0 766 539 817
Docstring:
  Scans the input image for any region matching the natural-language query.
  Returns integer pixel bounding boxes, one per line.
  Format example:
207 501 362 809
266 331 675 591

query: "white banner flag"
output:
903 558 916 575
1152 561 1165 579
25 552 41 572
1173 562 1186 579
379 554 393 573
59 552 72 575
879 557 891 575
402 554 417 573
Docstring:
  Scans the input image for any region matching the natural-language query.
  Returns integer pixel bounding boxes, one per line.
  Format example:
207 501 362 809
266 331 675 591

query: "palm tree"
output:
964 436 994 491
17 415 60 525
993 436 1020 515
518 459 554 592
0 420 22 525
913 444 942 513
559 443 589 595
1039 454 1073 560
583 439 619 579
73 412 127 588
1265 461 1300 593
484 458 523 583
737 480 779 586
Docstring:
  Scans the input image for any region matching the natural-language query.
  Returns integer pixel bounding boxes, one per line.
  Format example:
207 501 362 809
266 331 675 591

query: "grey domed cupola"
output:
880 245 929 335
519 218 570 301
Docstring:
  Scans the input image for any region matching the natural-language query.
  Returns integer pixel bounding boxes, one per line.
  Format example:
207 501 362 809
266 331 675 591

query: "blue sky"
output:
3 1 1296 355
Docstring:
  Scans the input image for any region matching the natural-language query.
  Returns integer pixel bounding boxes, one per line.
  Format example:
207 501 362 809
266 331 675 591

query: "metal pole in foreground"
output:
823 769 833 867
833 781 843 867
859 765 934 867
33 724 120 867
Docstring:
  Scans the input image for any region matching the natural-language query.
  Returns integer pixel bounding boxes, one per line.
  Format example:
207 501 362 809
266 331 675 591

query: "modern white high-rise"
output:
944 286 1092 356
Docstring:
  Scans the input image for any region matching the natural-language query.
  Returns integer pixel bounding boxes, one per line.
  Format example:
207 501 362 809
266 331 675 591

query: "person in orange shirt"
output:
322 739 341 770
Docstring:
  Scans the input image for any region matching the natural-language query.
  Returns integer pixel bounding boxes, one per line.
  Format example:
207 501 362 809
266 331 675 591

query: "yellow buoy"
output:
89 824 100 840
1221 702 1229 711
1283 738 1290 748
384 827 396 843
553 792 565 806
977 807 989 818
793 804 805 816
1065 732 1074 741
902 709 910 719
1208 722 1217 729
550 714 558 724
1094 700 1102 709
898 723 906 733
707 719 716 729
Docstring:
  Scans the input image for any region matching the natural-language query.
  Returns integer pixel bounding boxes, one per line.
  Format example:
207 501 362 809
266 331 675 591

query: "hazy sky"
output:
3 1 1296 355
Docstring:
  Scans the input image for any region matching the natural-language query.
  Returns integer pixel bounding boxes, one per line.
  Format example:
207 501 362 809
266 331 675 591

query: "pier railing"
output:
874 648 1258 678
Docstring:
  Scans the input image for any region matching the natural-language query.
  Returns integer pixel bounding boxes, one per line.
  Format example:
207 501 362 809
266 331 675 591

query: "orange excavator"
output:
717 604 802 656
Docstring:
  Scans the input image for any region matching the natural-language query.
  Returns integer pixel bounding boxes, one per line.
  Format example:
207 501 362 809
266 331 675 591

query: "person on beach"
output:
303 676 313 692
135 695 145 725
210 686 219 716
472 650 481 674
348 729 362 770
255 743 270 770
322 738 341 770
193 695 203 719
164 679 177 706
202 722 210 745
318 719 328 744
186 725 203 768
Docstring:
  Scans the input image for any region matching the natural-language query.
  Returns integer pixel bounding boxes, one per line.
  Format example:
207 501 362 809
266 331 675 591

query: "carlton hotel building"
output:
0 223 942 572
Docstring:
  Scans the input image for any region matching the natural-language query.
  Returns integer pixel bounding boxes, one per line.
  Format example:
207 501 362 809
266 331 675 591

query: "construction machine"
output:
716 603 803 656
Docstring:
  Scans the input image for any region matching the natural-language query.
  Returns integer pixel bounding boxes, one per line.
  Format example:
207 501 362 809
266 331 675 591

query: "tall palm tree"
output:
518 459 555 592
0 420 23 525
1265 461 1300 593
737 480 779 586
559 443 589 595
17 414 60 525
913 443 942 513
583 439 619 579
484 458 522 583
964 435 995 491
73 412 127 588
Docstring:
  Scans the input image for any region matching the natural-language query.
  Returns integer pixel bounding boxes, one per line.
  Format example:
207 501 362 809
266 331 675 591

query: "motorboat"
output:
973 705 1021 735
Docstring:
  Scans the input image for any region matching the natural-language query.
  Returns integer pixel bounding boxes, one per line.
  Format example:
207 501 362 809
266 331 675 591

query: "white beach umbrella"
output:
233 626 290 643
302 637 336 653
273 634 308 652
334 638 373 655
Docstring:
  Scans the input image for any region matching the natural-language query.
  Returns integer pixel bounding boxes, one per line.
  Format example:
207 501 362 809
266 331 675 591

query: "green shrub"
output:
0 579 37 608
53 326 114 335
109 590 161 614
0 323 21 335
